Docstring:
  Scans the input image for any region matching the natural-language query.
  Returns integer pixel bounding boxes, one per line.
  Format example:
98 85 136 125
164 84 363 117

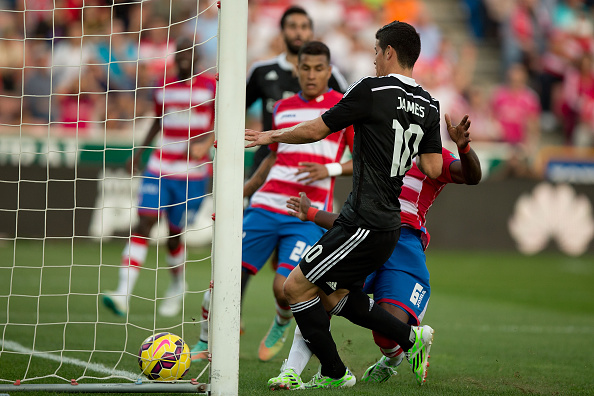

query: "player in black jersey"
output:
246 21 442 388
246 6 348 176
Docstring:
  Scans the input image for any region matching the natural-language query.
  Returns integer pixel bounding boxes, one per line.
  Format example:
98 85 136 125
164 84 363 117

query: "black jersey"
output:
246 53 349 130
321 74 442 231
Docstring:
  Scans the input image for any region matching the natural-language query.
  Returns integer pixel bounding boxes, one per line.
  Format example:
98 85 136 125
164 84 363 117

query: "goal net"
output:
0 0 245 394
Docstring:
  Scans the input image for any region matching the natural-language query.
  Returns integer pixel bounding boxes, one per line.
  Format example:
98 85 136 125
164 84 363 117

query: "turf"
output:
0 240 593 395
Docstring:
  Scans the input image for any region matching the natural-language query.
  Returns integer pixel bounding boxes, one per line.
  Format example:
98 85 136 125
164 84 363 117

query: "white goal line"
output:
0 339 139 380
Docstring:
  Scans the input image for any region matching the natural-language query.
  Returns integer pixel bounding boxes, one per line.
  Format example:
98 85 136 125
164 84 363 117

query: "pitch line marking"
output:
0 339 140 379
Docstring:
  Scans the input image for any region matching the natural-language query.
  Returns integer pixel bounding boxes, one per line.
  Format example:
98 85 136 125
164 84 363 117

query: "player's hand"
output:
445 113 472 150
190 140 211 160
245 129 273 148
295 162 328 184
286 192 311 222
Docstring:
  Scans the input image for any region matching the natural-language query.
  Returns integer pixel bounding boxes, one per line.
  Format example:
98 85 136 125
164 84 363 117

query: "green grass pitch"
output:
0 240 593 395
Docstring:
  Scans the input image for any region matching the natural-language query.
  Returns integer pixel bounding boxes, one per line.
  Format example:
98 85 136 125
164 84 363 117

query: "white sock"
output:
166 244 186 287
200 289 211 343
115 265 140 297
116 236 148 296
285 325 313 375
275 300 293 326
385 348 404 367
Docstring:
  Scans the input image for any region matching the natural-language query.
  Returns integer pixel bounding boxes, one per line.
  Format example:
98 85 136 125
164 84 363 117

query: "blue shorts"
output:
137 171 208 231
242 207 325 278
363 227 430 326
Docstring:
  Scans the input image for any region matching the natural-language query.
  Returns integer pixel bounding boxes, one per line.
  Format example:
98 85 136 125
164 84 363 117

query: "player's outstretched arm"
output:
245 117 332 148
286 192 338 230
445 113 482 185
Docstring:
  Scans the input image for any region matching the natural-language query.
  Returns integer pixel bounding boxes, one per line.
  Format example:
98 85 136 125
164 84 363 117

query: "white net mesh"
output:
0 0 218 388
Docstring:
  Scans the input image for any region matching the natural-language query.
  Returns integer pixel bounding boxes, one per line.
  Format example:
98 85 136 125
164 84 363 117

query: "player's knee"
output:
283 269 318 304
283 275 308 304
282 276 298 303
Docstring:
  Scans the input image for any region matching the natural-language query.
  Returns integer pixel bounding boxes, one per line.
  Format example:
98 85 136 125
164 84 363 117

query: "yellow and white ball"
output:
138 332 191 381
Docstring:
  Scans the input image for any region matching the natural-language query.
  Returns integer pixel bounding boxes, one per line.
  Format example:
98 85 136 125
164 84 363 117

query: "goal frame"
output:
208 0 247 395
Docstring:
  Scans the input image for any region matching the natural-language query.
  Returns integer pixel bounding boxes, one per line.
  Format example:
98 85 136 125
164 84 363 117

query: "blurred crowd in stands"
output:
0 0 593 178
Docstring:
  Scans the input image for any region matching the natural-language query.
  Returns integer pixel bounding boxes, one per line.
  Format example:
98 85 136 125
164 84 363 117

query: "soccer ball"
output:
138 332 191 381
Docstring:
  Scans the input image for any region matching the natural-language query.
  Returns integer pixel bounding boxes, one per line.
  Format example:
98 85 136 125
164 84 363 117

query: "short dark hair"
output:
375 21 421 69
280 6 313 30
176 37 195 52
298 41 330 63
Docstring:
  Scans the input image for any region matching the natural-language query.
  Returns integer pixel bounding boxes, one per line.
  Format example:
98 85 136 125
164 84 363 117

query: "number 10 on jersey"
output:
391 119 423 177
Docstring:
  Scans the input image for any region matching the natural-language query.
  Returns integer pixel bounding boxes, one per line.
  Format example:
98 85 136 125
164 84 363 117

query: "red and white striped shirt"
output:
250 90 354 214
400 148 459 249
146 74 216 180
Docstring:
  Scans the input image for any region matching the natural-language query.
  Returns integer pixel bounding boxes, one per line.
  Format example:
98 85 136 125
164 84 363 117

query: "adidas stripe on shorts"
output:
298 216 400 295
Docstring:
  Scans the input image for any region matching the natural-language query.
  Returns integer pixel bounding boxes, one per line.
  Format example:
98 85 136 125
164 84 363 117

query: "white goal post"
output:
0 0 246 395
209 0 246 395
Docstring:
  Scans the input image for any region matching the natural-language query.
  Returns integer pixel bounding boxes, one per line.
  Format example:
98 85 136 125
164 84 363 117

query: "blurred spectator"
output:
22 41 55 126
56 59 108 134
0 11 23 126
0 12 23 94
246 0 291 63
491 63 541 177
561 6 594 58
416 38 477 95
483 0 516 23
461 0 493 41
421 70 469 147
19 0 78 39
538 29 572 132
138 17 176 83
552 0 587 31
415 39 471 146
82 0 111 36
95 18 138 91
112 0 138 31
321 21 354 79
342 34 376 81
183 2 218 70
0 0 17 9
501 0 550 78
51 22 94 91
415 4 442 61
343 0 376 33
560 54 594 145
465 85 502 141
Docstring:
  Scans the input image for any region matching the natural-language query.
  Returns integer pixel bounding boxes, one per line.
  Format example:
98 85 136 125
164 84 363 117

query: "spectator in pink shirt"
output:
492 63 541 177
